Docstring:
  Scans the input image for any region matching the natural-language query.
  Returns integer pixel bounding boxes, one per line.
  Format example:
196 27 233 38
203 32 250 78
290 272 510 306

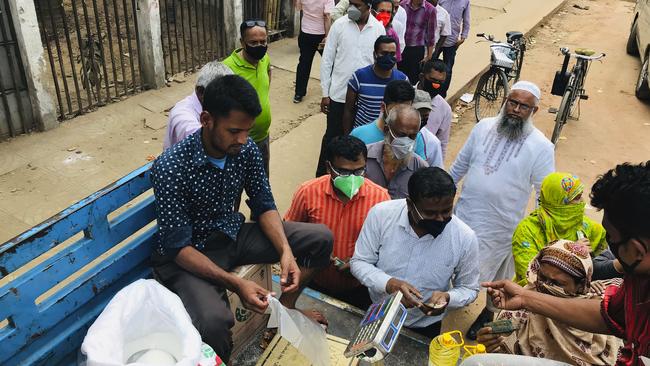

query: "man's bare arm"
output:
342 87 358 135
523 290 611 334
175 246 243 291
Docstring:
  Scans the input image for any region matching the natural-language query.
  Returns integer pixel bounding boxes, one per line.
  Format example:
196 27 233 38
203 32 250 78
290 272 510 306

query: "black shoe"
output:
293 95 303 103
467 308 494 340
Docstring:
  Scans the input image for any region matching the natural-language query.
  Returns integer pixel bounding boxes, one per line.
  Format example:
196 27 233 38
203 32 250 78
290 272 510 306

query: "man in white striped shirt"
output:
351 167 479 337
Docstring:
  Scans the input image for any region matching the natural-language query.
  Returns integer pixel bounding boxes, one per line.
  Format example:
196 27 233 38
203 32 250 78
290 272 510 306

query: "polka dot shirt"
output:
150 130 276 255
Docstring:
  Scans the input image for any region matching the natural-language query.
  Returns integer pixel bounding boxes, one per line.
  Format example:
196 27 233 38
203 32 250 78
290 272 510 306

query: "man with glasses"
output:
449 80 554 339
351 167 479 338
223 20 272 174
482 161 650 365
285 135 390 308
365 105 428 199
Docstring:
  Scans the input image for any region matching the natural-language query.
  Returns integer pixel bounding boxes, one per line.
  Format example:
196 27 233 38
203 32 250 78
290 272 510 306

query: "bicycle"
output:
549 47 605 144
474 31 527 122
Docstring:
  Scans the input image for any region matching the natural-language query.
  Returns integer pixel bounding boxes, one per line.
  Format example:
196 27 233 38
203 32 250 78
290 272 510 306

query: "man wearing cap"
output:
449 81 555 339
413 90 444 168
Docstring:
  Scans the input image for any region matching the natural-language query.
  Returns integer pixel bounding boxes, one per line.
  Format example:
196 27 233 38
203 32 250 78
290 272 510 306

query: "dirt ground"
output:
442 0 650 335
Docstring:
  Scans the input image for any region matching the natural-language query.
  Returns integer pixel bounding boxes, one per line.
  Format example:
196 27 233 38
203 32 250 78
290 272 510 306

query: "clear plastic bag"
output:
266 296 331 366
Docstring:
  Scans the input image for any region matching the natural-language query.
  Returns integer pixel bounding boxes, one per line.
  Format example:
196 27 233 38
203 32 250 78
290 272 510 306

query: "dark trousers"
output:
315 100 345 177
399 46 425 85
309 283 373 311
440 45 458 98
410 321 442 339
153 221 333 362
295 31 325 97
255 136 270 176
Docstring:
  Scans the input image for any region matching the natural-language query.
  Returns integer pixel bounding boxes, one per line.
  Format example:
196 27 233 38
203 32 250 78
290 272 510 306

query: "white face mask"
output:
388 126 415 160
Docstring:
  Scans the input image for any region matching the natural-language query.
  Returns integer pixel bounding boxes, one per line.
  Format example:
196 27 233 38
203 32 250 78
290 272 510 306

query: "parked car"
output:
627 0 650 100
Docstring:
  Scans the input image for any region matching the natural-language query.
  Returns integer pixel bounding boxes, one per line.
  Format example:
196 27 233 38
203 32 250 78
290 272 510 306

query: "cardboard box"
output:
227 264 272 357
255 334 359 366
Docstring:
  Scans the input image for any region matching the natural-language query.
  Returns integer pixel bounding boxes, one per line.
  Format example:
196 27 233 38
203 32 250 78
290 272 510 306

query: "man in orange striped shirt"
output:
285 136 390 309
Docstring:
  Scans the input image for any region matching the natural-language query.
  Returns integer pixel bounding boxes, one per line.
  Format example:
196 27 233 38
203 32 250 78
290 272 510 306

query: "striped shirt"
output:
284 175 390 291
348 65 409 128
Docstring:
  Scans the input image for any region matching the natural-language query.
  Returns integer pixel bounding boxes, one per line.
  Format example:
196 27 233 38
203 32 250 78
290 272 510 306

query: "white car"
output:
627 0 650 100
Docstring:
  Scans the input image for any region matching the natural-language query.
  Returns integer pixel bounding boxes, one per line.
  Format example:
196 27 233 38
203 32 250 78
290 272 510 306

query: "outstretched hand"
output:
481 280 526 311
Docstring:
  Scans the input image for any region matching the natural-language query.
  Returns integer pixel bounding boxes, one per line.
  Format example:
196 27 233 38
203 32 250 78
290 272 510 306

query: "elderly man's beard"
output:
383 135 409 167
496 105 534 140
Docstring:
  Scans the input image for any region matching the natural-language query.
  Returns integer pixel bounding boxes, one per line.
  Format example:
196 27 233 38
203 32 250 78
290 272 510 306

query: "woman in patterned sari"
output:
478 240 622 365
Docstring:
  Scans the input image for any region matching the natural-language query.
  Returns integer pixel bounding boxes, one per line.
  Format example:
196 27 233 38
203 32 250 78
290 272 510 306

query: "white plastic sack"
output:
266 296 330 366
81 279 202 366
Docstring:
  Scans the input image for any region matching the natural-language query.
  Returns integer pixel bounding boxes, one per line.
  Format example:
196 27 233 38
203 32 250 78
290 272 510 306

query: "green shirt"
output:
223 49 271 142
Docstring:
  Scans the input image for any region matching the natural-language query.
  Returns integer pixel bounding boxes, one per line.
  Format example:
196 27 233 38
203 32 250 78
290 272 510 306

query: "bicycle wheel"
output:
551 88 573 144
513 44 525 82
474 68 509 122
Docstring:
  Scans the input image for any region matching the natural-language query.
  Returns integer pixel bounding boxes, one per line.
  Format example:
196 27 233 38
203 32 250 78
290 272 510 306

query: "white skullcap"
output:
511 80 541 101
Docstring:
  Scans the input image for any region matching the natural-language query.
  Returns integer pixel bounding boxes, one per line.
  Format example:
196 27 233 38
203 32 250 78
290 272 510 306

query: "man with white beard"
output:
449 81 555 339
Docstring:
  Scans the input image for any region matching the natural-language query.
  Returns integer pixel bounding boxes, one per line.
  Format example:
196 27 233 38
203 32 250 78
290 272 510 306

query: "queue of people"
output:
155 3 649 364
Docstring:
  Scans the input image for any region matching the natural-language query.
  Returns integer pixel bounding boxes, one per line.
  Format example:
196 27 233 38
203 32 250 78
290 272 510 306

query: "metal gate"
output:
34 0 146 120
243 0 286 37
159 0 228 77
0 0 34 139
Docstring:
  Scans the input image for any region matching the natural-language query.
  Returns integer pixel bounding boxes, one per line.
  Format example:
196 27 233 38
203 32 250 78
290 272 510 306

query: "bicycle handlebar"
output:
560 47 606 60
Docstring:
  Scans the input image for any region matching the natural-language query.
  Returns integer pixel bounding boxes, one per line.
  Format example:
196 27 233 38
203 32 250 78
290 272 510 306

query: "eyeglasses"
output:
506 98 533 112
328 162 365 177
242 20 266 28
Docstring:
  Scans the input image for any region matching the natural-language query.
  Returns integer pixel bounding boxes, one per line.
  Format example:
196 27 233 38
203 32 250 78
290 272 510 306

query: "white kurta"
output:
450 117 555 283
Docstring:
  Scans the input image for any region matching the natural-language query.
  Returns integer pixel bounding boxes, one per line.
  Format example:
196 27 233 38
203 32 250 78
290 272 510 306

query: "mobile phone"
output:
577 230 586 240
485 319 516 334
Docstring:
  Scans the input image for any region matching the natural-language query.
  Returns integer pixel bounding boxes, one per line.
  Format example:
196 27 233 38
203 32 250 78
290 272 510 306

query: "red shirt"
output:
284 175 390 291
601 276 650 365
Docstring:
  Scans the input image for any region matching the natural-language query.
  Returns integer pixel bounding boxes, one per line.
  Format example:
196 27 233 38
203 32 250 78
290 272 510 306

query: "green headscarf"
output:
535 172 586 243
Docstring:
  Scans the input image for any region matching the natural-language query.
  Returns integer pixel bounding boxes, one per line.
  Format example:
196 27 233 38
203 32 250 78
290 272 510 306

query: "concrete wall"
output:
136 0 166 89
7 0 57 132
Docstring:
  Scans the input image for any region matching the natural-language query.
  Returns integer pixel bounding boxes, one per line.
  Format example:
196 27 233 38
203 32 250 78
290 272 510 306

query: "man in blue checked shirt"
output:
150 74 333 363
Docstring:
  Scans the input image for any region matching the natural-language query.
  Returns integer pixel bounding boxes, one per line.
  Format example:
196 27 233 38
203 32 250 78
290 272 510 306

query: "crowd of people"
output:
153 1 649 365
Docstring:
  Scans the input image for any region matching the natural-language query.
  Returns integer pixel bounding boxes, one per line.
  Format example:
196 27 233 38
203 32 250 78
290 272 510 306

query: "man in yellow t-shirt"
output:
223 20 272 174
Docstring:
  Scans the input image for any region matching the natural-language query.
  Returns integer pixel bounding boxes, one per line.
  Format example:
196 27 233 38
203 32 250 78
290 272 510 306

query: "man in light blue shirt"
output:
351 167 479 337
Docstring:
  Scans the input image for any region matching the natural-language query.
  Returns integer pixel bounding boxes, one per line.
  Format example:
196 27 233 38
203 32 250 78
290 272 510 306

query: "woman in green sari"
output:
512 172 608 285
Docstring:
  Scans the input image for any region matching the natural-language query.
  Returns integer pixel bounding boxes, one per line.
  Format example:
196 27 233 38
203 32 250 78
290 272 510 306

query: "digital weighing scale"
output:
344 292 408 362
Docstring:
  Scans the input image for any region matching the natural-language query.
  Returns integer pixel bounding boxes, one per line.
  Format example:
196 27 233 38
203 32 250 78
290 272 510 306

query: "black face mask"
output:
245 44 268 61
410 199 452 238
376 54 397 70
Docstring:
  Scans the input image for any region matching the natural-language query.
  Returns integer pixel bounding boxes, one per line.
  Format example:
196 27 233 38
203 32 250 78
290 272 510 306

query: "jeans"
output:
295 31 325 97
399 45 425 85
440 45 458 98
315 100 345 177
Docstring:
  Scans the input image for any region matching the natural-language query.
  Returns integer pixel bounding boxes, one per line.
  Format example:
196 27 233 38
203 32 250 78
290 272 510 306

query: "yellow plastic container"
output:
428 330 464 366
461 344 486 361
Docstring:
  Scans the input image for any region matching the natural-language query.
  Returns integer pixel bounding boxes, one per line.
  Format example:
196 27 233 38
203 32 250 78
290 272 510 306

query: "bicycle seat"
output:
506 31 523 42
575 48 595 56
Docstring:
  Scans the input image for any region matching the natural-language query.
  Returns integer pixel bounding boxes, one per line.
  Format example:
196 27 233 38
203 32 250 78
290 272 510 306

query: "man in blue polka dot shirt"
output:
150 74 334 362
